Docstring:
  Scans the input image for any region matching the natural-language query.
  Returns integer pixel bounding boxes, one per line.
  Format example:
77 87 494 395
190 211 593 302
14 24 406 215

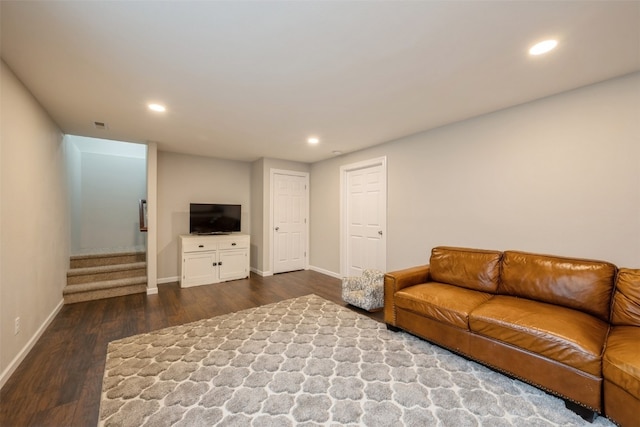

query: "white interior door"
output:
341 157 387 277
272 170 309 274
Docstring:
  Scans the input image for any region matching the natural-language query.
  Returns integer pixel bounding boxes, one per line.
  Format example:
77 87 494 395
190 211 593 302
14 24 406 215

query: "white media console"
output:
179 234 250 288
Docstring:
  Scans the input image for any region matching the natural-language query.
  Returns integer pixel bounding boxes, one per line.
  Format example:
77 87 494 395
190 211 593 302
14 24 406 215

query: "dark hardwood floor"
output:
0 270 383 427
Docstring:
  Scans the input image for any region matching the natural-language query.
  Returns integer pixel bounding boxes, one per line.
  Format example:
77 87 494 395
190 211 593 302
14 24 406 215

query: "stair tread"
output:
63 277 147 294
70 251 145 261
63 285 146 304
70 252 146 269
67 262 146 276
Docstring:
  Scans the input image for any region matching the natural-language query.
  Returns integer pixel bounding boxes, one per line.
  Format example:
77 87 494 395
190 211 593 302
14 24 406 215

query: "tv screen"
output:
190 203 241 234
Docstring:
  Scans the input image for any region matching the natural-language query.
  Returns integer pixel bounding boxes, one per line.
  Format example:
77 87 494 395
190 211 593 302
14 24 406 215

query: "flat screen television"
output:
189 203 241 234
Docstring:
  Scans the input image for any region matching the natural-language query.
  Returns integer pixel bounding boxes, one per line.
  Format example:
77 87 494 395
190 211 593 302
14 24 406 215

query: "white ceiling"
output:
2 1 639 163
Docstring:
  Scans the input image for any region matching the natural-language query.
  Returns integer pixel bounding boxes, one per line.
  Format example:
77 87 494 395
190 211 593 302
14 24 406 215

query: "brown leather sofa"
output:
384 246 640 425
603 268 640 426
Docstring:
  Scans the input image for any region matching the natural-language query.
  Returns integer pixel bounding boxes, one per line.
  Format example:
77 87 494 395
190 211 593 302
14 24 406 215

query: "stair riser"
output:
67 268 147 285
65 251 147 304
63 284 147 304
70 253 146 269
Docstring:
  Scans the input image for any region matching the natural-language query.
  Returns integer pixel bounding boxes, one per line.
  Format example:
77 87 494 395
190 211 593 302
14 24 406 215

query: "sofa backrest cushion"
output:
500 251 616 321
611 268 640 326
430 246 502 293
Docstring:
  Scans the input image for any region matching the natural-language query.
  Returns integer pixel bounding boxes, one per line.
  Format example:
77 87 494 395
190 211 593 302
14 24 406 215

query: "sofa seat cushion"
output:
604 326 640 400
469 295 608 376
394 282 493 330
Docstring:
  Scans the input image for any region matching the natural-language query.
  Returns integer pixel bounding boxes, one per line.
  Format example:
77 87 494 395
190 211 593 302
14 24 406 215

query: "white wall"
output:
0 61 69 387
250 158 265 273
157 151 251 281
66 136 147 255
66 140 82 251
146 142 158 293
310 72 640 274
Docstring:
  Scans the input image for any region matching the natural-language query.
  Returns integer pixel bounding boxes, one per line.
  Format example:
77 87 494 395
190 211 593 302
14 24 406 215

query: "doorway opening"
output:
65 135 147 256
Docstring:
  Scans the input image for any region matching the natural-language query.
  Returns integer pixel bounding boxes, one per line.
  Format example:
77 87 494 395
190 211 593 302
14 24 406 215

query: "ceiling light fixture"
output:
529 39 558 56
307 137 319 144
148 103 166 112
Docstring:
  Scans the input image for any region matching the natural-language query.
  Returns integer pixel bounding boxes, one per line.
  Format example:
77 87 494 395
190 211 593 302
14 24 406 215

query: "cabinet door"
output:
218 249 248 281
182 251 217 287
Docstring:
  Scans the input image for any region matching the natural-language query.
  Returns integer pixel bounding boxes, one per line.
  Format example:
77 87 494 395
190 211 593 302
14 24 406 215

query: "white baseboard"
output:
309 265 342 279
0 298 64 390
250 267 272 277
157 276 179 285
159 269 341 282
253 267 342 278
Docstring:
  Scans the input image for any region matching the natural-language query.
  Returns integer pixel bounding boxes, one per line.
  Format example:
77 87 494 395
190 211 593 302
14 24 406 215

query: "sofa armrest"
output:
384 265 430 326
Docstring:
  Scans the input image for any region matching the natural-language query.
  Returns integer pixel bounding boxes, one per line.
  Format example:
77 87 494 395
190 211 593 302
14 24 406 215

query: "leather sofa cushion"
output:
469 295 609 376
604 326 640 400
430 247 502 293
611 268 640 326
500 251 616 322
394 282 493 330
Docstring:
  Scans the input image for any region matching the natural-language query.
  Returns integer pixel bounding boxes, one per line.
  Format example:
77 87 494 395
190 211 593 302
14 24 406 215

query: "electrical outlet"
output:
14 317 20 335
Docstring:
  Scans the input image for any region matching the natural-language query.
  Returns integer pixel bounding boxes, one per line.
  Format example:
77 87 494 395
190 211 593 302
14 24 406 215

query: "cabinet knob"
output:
232 242 236 246
199 245 204 248
219 261 223 266
212 262 217 266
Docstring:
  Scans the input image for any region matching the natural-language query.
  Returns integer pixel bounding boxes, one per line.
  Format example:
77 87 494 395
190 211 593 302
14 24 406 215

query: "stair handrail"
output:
139 199 147 232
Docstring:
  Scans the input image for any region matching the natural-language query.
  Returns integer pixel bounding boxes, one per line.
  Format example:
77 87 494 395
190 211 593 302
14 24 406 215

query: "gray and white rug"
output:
99 294 614 426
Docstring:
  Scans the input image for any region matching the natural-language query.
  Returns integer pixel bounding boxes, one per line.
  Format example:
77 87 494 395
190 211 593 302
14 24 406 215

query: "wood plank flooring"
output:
0 271 383 427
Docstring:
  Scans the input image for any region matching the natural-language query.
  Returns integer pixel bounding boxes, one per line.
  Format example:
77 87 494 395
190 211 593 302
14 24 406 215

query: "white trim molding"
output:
157 276 179 285
251 267 273 277
309 265 342 279
0 299 64 390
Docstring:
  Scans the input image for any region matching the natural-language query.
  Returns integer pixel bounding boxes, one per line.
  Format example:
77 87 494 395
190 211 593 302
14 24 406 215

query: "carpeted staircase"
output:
63 252 147 304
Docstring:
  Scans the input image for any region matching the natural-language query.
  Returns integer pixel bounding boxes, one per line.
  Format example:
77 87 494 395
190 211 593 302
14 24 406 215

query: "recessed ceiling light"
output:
529 39 558 56
148 103 166 112
307 137 319 144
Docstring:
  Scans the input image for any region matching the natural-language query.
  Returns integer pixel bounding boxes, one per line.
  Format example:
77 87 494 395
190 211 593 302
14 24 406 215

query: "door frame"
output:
270 168 310 274
340 156 387 277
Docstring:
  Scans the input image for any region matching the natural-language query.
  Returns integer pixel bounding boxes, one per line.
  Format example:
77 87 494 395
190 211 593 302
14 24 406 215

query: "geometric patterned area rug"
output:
99 294 614 427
